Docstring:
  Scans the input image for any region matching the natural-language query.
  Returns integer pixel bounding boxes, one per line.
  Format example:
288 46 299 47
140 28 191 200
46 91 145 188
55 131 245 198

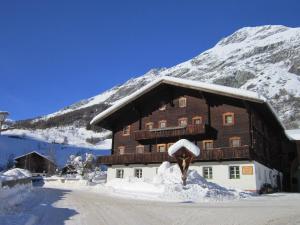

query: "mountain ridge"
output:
7 24 300 148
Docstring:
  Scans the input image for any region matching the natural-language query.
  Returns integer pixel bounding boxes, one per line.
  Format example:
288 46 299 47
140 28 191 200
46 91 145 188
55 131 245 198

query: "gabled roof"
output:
14 151 55 164
90 76 284 130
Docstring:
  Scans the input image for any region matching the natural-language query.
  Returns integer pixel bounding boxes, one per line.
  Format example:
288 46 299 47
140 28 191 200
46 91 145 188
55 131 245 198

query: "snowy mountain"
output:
6 25 300 148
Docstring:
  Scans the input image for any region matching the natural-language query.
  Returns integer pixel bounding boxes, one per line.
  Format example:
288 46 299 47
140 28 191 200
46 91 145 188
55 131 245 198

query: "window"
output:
203 140 213 150
229 166 240 179
203 167 213 179
157 144 166 152
159 120 167 128
167 143 174 149
122 125 130 136
179 97 187 108
118 146 125 155
159 102 166 111
145 122 154 130
178 117 188 127
135 169 142 178
229 137 241 147
223 112 234 126
192 116 202 125
136 145 144 154
116 169 124 178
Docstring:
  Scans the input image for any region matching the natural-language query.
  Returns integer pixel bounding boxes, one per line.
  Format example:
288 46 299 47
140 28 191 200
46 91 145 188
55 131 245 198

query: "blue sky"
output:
1 0 300 120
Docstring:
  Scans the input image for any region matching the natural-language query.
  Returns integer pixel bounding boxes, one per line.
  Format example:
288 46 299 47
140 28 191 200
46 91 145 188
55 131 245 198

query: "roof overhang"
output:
91 76 268 124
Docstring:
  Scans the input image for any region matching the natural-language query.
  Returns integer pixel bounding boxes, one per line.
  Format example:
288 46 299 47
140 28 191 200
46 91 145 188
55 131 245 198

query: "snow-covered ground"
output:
1 185 300 225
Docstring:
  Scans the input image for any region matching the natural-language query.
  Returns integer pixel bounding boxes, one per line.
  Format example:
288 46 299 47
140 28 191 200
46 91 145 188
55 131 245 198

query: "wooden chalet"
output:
14 151 56 176
91 76 298 192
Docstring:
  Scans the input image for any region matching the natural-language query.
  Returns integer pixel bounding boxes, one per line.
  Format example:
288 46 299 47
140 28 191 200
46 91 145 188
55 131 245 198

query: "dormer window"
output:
223 112 234 126
179 97 187 108
178 117 188 127
159 120 167 128
122 125 130 136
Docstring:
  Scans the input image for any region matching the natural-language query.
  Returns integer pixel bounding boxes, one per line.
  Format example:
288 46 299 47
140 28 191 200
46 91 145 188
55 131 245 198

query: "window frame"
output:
134 168 143 178
203 167 213 179
229 136 241 147
116 169 124 178
158 120 167 129
203 140 214 150
223 112 235 126
178 117 188 127
136 145 145 154
122 125 131 136
178 97 187 108
192 116 203 125
118 146 125 155
157 144 167 152
229 166 240 179
145 122 154 130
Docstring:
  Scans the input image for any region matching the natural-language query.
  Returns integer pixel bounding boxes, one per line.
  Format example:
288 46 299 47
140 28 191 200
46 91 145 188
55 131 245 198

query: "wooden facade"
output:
14 151 56 175
94 82 297 190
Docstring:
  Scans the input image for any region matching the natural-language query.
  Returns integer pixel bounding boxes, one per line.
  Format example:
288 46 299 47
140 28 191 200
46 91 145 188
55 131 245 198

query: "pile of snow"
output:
0 169 32 182
106 162 253 202
168 139 200 157
0 169 32 213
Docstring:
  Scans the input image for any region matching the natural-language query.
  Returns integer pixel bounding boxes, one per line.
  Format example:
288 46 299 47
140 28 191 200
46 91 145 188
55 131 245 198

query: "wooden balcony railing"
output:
97 145 250 165
134 125 205 141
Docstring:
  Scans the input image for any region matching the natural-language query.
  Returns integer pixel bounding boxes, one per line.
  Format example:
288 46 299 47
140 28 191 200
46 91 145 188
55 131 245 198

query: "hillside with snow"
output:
4 25 300 147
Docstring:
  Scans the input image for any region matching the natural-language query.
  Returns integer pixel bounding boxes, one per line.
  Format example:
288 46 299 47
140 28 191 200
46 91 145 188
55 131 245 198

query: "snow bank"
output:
1 168 32 181
0 169 32 213
168 139 200 157
106 162 253 202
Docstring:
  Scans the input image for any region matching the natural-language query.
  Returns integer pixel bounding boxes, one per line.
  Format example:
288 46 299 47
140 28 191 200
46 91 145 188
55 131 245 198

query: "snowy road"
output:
2 186 300 225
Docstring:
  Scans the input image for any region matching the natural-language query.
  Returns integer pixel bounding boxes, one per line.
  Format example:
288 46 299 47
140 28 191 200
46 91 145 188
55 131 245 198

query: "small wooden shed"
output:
14 151 56 176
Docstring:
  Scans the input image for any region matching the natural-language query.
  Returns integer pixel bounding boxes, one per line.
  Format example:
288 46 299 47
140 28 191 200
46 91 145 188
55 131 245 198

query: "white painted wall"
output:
107 160 282 192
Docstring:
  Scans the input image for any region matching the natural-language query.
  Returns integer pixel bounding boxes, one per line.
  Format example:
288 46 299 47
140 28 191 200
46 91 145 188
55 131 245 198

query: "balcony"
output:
134 125 206 141
97 145 250 165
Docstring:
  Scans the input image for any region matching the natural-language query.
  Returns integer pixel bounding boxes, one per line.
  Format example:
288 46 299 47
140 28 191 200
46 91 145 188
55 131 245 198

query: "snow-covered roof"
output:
285 129 300 141
168 139 200 157
14 151 55 163
91 76 269 125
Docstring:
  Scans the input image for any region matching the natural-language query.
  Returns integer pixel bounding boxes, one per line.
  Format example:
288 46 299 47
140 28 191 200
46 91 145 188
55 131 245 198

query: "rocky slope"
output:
8 25 300 147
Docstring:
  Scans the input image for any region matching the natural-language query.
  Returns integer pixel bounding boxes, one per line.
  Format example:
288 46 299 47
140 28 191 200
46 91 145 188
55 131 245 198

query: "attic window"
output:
159 120 167 128
179 97 187 108
223 112 234 126
122 125 130 136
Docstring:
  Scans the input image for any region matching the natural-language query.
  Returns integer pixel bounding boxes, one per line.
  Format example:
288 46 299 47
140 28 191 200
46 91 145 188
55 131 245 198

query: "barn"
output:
14 151 56 176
